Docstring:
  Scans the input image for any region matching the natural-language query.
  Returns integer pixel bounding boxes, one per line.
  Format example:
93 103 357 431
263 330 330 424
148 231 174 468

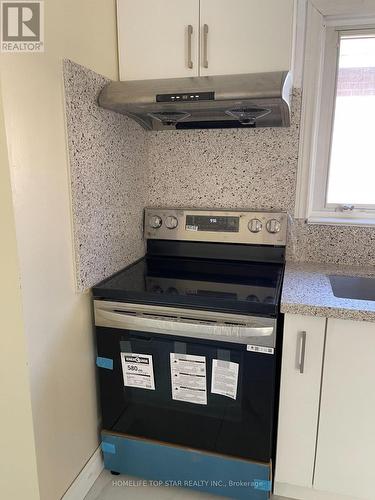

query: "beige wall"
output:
0 1 118 499
0 84 40 500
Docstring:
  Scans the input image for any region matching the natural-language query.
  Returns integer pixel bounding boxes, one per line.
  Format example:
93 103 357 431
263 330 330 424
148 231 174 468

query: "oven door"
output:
94 300 278 463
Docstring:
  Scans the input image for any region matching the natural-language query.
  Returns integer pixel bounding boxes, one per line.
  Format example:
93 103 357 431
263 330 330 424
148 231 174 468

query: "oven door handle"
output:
94 308 275 346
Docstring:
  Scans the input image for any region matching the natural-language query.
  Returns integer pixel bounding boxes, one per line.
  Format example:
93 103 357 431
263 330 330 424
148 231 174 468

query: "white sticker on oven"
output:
170 353 207 405
247 345 274 355
121 353 155 390
211 360 239 400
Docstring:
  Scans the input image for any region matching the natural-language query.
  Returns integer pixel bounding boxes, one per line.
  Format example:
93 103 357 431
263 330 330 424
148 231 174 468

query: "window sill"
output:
306 215 375 227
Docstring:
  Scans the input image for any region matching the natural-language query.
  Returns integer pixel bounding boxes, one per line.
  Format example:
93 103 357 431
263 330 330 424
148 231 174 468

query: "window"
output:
296 2 375 225
327 33 375 208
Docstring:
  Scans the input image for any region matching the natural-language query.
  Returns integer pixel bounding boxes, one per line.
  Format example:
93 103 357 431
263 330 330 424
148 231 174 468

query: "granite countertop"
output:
281 262 375 322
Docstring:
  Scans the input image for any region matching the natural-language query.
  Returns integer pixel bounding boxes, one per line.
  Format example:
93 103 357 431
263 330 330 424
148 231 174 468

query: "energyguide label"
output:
121 353 155 390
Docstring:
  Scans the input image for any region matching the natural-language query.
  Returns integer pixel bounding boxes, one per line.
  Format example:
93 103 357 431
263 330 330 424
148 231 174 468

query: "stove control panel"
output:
145 208 287 246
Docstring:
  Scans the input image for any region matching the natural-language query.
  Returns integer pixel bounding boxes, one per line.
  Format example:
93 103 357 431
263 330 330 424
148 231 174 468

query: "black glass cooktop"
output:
93 253 284 318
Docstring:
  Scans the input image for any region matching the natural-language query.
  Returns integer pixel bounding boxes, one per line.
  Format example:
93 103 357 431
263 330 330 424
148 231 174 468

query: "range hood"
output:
98 71 292 131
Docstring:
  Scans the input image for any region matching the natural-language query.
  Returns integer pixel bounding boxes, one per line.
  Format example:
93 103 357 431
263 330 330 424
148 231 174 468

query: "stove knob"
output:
266 219 281 234
165 216 178 229
248 218 262 233
149 215 162 229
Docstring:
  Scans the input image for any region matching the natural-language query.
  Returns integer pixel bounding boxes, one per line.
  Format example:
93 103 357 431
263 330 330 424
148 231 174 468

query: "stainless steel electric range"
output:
93 208 287 497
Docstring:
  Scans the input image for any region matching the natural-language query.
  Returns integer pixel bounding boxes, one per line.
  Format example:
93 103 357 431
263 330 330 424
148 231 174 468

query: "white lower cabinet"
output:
275 314 326 487
314 318 375 500
275 315 375 500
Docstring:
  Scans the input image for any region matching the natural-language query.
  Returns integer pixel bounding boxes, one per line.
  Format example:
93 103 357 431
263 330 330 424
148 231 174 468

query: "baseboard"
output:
62 447 104 500
274 482 362 500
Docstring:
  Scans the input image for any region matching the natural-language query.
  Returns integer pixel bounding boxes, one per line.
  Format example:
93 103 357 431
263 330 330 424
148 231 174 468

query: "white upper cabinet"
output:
117 0 294 81
275 314 326 488
314 318 375 500
199 0 294 77
117 0 200 81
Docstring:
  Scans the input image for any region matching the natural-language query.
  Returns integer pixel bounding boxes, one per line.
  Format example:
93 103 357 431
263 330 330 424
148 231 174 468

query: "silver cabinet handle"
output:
203 24 209 68
298 331 307 374
187 25 193 69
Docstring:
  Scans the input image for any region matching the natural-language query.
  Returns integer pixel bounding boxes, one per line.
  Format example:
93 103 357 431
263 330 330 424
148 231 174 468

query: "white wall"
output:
0 1 118 499
0 81 40 500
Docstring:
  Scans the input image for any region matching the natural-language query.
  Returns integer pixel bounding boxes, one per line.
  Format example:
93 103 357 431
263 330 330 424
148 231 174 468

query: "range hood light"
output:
225 107 272 126
147 111 190 126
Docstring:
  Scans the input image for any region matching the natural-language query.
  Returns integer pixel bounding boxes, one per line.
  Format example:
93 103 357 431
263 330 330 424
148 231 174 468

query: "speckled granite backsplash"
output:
147 99 300 213
64 61 374 290
63 60 147 290
288 219 375 266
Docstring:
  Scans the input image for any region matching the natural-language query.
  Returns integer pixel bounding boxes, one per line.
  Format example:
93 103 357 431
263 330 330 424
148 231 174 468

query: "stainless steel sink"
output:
329 275 375 301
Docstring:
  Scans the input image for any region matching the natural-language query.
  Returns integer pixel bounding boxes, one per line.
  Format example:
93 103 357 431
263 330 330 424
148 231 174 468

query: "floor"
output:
84 471 289 500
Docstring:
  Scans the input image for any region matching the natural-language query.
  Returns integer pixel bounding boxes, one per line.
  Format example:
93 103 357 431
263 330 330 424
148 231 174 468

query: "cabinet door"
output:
200 0 294 76
275 314 326 488
117 0 199 81
314 319 375 499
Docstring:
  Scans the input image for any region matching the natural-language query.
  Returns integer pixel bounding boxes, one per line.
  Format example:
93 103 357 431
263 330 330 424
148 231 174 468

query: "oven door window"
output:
96 326 277 463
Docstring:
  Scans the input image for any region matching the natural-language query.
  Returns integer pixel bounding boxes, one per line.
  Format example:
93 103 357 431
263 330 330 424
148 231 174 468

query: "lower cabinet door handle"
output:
298 331 307 374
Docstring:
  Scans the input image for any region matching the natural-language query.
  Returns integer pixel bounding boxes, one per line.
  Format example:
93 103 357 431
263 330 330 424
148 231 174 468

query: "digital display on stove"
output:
185 215 239 233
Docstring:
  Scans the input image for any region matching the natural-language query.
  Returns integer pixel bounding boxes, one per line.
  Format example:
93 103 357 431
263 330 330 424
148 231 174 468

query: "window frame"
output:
295 2 375 226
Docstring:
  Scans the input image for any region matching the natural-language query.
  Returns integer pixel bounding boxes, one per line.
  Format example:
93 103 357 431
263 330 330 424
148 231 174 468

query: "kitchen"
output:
1 1 375 500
